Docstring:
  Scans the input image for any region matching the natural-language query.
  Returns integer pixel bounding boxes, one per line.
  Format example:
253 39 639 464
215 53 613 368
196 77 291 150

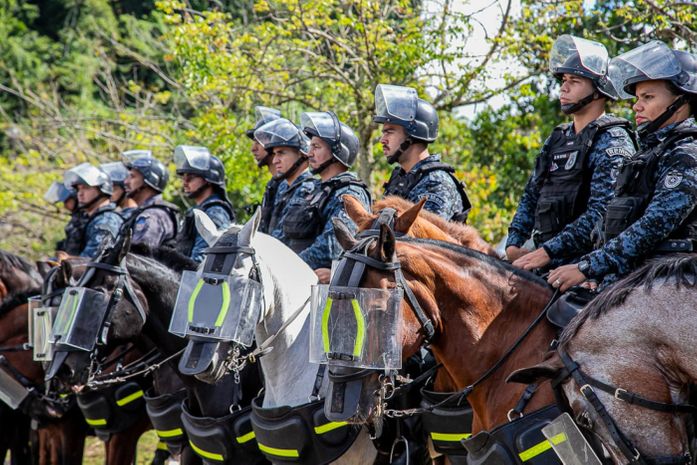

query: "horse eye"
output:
576 410 594 429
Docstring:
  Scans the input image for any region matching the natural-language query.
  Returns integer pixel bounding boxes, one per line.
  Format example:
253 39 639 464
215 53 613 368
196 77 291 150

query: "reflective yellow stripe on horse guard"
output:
518 432 567 462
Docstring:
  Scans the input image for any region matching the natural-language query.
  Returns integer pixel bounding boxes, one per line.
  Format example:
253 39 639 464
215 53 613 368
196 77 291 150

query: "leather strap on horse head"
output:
555 346 693 465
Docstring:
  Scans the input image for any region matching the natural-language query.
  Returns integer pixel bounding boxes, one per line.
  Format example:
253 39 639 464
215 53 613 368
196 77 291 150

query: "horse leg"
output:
104 414 151 465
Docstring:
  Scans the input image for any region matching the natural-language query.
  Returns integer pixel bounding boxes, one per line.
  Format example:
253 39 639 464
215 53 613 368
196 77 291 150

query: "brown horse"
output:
510 254 697 463
331 212 558 434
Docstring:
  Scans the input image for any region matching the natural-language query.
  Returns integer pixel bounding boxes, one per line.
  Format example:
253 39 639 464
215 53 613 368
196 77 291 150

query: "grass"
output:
82 430 162 465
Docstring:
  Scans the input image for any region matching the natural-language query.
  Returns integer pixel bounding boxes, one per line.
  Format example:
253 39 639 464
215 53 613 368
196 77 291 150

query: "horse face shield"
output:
541 412 603 465
169 270 263 347
310 284 403 370
50 287 110 352
28 296 57 361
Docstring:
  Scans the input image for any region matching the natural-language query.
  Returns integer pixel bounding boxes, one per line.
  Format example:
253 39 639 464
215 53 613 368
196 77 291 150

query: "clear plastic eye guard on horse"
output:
28 295 57 362
309 284 403 370
374 84 418 122
541 413 603 465
174 145 212 171
169 270 263 347
49 287 110 352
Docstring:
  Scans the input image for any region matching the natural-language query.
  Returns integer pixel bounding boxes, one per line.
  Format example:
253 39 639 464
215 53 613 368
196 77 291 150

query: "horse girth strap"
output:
556 347 693 465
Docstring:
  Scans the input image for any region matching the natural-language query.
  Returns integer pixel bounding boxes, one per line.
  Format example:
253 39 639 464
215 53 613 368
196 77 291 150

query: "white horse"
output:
194 209 378 465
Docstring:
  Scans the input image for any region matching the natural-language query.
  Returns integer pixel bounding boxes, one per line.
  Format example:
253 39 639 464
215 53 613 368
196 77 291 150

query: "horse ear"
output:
238 208 261 246
60 261 73 286
116 230 132 264
342 195 373 226
378 223 396 262
394 198 427 234
332 218 357 251
36 261 56 279
194 209 223 246
506 354 564 385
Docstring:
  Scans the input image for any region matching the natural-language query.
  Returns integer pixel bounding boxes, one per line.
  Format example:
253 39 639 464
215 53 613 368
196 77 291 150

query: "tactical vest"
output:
134 199 180 248
77 204 120 254
259 178 281 234
603 127 697 243
176 197 235 258
383 161 472 222
282 175 371 254
532 115 634 245
57 211 89 255
267 179 306 235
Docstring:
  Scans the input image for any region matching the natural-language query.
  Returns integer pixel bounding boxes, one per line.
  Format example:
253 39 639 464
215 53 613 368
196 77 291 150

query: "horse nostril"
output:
577 410 594 429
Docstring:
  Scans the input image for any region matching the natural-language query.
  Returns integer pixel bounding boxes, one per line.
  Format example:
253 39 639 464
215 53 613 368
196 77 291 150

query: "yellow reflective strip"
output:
321 297 333 353
430 432 471 442
189 440 224 461
85 418 107 426
157 441 168 451
188 279 205 323
351 299 365 359
116 390 144 407
214 280 231 327
518 432 567 462
235 430 256 444
314 421 347 435
258 443 300 458
156 427 183 438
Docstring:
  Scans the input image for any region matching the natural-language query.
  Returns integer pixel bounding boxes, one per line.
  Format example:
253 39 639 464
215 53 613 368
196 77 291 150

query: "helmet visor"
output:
301 112 341 141
611 41 682 91
255 106 282 126
100 162 129 183
44 181 73 204
550 35 608 77
121 150 153 168
63 163 106 189
174 146 211 171
253 118 300 148
374 84 418 122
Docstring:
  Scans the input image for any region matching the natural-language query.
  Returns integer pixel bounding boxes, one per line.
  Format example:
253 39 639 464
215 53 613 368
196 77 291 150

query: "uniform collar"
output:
403 154 441 174
141 194 162 207
641 117 696 148
321 171 354 186
288 170 313 188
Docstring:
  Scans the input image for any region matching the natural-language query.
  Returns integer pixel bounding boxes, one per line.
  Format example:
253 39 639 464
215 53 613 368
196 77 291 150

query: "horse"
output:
0 250 89 465
509 254 697 464
191 209 378 465
47 236 267 465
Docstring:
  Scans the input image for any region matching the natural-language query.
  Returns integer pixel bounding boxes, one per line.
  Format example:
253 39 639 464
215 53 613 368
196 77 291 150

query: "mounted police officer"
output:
279 111 372 283
44 180 87 256
246 106 286 233
121 150 179 249
253 117 318 241
174 145 235 263
63 163 123 258
549 41 697 291
508 35 636 271
375 84 471 222
100 161 138 217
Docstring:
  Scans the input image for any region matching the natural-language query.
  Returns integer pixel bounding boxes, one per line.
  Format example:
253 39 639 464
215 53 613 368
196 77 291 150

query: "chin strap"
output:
273 155 307 181
256 153 271 168
387 137 413 164
310 158 337 175
185 182 210 200
80 193 109 212
637 95 688 139
561 92 598 115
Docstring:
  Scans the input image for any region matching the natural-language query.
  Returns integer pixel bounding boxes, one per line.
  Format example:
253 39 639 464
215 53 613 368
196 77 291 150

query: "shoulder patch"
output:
607 127 629 137
664 172 683 189
606 147 633 158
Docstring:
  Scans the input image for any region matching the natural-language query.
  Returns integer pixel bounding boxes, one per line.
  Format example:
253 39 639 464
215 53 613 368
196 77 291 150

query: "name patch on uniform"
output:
606 147 633 158
664 172 683 189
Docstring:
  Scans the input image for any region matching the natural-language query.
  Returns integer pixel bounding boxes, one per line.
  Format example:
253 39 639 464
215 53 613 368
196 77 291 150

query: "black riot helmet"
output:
246 106 282 140
611 41 697 136
174 145 226 187
44 181 75 204
99 162 129 189
254 118 310 180
550 35 619 114
122 150 169 193
64 163 113 196
301 111 359 174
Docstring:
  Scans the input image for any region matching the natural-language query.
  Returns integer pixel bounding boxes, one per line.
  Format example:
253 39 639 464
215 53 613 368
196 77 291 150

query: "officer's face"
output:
251 140 268 165
75 184 101 206
307 137 332 169
63 197 77 213
111 185 125 202
380 123 407 158
271 147 302 175
633 81 684 128
559 74 595 105
124 169 144 194
180 173 207 195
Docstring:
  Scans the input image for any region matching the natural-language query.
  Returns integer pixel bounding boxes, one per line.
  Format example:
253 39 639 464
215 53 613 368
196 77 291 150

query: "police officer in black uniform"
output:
174 145 236 263
100 161 138 216
44 180 87 256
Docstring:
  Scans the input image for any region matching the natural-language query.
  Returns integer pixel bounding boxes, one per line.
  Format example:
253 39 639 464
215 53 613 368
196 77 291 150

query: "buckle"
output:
580 384 594 398
614 388 627 401
507 409 523 422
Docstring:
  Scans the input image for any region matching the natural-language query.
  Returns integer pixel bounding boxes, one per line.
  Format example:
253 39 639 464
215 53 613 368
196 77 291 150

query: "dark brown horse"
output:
331 212 558 433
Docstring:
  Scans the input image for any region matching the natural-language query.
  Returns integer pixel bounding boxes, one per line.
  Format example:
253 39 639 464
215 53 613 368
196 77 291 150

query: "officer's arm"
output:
582 151 697 279
506 173 541 248
80 220 120 258
131 213 164 249
542 130 633 259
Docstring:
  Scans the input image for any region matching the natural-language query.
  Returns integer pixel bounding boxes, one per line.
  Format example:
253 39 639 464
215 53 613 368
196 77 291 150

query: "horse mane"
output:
560 253 697 347
0 286 41 317
0 250 40 281
398 237 549 288
374 197 496 256
129 244 198 272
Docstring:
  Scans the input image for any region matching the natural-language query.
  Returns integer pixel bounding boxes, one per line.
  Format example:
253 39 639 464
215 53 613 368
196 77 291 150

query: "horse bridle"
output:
553 345 694 465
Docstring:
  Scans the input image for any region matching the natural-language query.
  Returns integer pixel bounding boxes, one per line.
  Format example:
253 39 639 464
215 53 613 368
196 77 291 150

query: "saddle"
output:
546 286 596 329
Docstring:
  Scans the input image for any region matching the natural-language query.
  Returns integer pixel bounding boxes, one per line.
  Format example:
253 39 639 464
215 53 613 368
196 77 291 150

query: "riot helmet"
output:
174 145 226 187
122 151 169 193
549 35 618 114
373 84 438 142
611 41 697 136
254 118 309 180
63 163 113 196
44 181 75 204
301 111 359 173
246 106 282 140
99 162 129 188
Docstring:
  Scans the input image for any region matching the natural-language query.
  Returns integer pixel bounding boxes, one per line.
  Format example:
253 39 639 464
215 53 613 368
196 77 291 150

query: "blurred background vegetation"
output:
0 0 695 258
